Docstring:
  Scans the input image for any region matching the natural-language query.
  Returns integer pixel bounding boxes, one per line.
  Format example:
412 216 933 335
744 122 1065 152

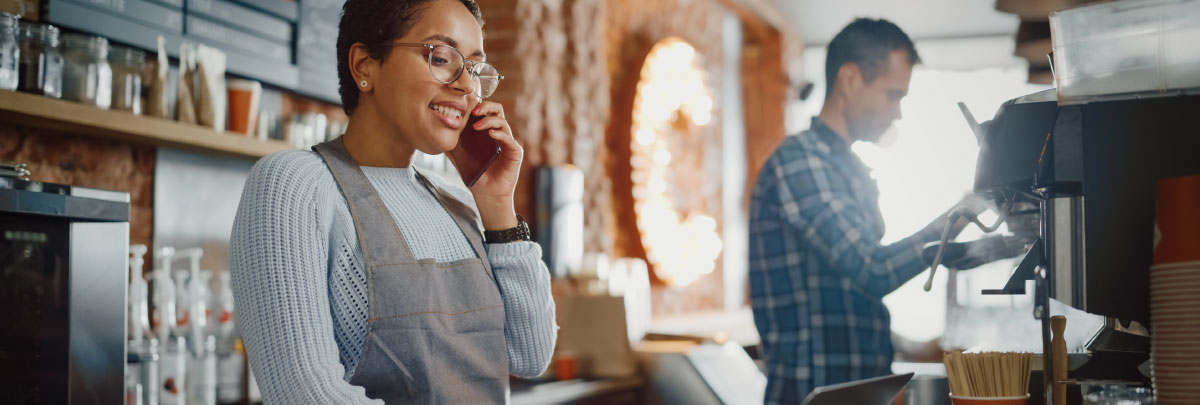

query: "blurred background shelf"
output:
0 91 292 160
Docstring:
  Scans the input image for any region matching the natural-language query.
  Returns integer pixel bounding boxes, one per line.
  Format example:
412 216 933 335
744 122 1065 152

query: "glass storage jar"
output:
61 33 111 108
17 22 62 98
0 12 18 91
109 45 144 114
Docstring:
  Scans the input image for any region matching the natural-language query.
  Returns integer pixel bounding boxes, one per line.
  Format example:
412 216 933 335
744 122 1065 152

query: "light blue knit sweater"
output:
229 150 557 404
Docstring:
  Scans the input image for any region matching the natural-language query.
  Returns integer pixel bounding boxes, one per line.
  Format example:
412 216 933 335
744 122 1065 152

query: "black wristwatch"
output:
484 214 531 244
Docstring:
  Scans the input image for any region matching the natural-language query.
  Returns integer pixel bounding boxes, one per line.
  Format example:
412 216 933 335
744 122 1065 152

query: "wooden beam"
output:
1015 21 1053 66
995 0 1098 21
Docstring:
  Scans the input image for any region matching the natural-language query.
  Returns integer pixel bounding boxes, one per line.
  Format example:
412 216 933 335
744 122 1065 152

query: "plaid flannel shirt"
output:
749 117 946 404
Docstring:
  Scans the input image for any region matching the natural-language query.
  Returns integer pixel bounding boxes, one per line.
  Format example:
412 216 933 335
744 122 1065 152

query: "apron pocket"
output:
370 258 504 321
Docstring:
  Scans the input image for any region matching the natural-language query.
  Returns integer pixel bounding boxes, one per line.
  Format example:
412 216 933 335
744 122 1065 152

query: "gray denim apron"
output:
314 138 509 404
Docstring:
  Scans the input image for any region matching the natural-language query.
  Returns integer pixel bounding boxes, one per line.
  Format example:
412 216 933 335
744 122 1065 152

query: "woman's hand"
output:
452 100 522 231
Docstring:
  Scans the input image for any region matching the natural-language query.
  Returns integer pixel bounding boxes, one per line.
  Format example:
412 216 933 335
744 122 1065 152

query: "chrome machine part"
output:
1042 196 1086 311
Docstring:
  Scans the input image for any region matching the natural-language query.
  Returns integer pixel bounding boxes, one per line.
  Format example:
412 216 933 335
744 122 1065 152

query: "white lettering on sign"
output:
85 0 127 12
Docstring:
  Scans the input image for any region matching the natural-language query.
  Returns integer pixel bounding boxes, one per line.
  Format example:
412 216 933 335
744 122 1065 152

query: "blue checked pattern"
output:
749 117 946 404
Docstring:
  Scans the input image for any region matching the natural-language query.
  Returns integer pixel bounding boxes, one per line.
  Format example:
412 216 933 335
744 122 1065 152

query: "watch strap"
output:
484 214 531 244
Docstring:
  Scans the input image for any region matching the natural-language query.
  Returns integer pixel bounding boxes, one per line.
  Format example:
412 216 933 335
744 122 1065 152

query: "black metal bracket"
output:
982 238 1043 295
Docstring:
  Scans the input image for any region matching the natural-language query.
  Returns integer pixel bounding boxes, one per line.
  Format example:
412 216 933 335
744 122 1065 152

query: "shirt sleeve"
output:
229 152 383 404
770 153 948 298
485 241 558 378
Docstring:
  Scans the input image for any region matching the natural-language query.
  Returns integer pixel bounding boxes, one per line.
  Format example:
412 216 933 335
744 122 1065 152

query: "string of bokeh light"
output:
630 38 722 287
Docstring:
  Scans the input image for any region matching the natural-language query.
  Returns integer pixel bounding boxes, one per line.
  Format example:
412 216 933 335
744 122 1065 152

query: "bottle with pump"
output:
214 272 235 340
172 268 191 337
172 248 216 405
214 271 245 405
188 270 217 405
127 244 159 405
150 247 187 404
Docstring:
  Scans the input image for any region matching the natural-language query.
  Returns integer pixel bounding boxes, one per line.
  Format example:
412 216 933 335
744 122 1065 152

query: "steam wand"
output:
923 203 1007 291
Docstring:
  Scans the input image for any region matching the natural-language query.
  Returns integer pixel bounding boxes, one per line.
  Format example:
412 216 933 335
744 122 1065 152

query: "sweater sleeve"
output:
229 152 383 404
485 241 558 378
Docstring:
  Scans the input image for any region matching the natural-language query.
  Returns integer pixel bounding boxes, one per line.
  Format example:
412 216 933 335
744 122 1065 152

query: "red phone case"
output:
450 113 501 187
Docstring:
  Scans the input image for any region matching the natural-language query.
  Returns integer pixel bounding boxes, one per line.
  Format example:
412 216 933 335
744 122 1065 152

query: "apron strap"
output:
313 137 418 265
414 170 497 279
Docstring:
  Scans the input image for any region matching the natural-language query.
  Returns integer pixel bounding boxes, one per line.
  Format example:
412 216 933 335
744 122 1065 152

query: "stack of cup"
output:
1149 175 1200 404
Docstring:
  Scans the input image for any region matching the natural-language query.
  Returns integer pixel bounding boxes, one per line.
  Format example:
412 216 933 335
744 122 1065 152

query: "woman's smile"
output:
429 100 467 130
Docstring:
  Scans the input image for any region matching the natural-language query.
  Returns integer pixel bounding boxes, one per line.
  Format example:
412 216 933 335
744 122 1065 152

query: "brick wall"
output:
0 127 156 248
479 0 789 315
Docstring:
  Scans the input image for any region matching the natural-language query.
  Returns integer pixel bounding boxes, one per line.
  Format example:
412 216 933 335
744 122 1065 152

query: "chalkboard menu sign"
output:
44 0 344 103
296 0 343 103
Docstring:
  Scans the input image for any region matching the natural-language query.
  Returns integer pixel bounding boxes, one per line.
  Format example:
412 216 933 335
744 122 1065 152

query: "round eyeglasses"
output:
392 42 503 99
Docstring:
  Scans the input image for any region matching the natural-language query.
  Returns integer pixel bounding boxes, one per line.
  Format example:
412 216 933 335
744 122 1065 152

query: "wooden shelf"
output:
0 90 295 160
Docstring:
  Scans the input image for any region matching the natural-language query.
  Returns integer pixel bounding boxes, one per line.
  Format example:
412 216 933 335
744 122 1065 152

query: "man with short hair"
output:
749 18 973 403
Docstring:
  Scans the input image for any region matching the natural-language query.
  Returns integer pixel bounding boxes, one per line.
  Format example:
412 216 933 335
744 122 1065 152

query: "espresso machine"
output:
938 88 1200 403
0 166 130 404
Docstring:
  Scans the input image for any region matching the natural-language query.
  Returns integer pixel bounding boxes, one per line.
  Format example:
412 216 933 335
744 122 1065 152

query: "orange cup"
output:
950 394 1030 405
227 79 262 136
554 351 578 381
1154 175 1200 265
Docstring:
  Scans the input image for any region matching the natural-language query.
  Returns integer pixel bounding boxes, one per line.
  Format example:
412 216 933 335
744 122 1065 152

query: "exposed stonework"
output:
0 126 156 250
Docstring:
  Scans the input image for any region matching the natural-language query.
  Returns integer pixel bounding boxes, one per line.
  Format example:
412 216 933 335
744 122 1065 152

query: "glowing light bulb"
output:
629 37 721 287
635 128 655 146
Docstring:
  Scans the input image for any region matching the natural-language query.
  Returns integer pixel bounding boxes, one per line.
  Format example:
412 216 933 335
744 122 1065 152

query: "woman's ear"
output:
349 43 376 93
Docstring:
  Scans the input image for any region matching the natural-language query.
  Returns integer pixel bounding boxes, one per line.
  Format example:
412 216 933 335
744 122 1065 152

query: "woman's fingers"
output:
467 101 520 162
489 128 522 160
470 116 509 132
473 100 506 119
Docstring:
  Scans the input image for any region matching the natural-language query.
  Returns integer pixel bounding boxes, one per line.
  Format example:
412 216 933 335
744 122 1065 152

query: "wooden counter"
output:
510 377 645 405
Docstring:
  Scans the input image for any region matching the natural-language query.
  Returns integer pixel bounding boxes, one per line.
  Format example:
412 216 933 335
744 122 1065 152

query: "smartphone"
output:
449 112 501 187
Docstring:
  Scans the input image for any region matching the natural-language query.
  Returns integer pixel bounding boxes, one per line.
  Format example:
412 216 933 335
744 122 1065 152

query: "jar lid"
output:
18 22 59 45
62 33 108 53
109 44 146 66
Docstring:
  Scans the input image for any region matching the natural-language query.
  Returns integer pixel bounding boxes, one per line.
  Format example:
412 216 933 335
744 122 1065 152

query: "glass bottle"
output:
109 45 144 114
61 33 111 108
0 12 18 90
17 21 62 98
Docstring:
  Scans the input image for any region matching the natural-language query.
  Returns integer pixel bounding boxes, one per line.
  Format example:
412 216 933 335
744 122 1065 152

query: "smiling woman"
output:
228 0 557 403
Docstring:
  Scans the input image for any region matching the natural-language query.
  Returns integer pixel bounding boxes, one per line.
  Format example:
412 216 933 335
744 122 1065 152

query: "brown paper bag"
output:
175 44 197 124
554 295 638 378
195 45 226 131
